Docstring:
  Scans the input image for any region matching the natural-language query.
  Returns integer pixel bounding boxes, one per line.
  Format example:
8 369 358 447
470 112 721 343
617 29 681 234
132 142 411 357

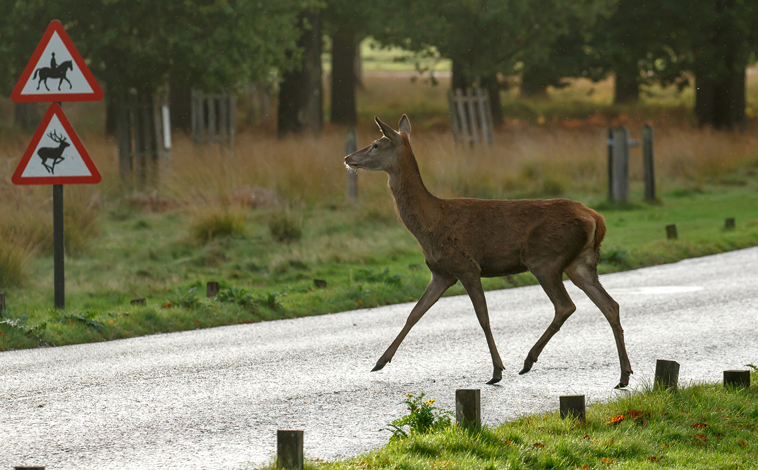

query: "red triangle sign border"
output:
12 103 102 185
10 19 104 103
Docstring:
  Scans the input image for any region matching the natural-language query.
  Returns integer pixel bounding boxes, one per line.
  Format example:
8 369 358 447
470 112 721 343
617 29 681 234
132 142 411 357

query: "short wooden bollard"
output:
0 291 5 317
665 224 678 240
725 218 735 230
313 279 327 288
559 395 586 422
455 389 481 429
723 370 750 389
130 298 146 306
277 430 304 470
206 281 220 298
655 359 680 390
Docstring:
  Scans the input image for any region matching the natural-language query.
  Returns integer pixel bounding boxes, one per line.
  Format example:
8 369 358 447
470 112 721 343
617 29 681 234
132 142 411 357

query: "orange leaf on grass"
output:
601 457 615 464
647 456 657 462
691 422 707 429
533 442 545 448
606 415 625 425
162 302 172 309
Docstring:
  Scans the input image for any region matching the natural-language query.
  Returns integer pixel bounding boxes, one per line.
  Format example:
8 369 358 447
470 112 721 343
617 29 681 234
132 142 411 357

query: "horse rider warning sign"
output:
11 20 103 103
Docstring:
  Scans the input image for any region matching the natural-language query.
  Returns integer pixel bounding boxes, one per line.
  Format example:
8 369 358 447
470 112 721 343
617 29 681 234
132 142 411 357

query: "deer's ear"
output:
375 116 401 143
398 114 411 137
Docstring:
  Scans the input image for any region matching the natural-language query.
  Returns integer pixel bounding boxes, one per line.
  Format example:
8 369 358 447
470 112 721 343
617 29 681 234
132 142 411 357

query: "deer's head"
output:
345 115 411 172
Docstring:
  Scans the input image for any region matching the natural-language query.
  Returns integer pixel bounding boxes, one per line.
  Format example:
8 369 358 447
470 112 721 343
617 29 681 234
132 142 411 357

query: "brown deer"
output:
345 115 632 388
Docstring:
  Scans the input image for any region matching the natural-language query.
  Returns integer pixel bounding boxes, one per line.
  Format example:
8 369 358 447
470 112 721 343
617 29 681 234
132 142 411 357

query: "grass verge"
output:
266 369 758 469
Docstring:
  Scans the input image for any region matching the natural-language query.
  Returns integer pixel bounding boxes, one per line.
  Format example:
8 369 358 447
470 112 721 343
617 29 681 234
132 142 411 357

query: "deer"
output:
344 115 633 388
37 130 69 174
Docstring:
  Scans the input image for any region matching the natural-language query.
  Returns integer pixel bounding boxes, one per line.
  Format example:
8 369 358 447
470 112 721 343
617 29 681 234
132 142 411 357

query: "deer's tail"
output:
592 211 606 253
33 69 38 79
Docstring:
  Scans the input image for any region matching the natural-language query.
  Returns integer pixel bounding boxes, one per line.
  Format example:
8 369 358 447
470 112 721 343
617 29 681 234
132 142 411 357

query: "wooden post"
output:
465 88 479 145
346 127 358 202
611 126 629 204
0 292 5 317
277 430 304 470
455 389 481 429
607 128 613 201
206 282 220 298
655 359 680 390
642 124 655 202
448 90 461 142
130 298 146 306
666 224 678 240
208 95 217 143
725 218 735 230
455 89 470 145
475 88 491 144
219 94 229 143
559 395 586 422
723 370 750 389
483 89 495 145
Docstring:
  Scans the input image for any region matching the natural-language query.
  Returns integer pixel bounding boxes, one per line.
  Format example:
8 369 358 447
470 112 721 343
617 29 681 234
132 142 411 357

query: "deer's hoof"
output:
486 366 504 385
614 382 628 389
486 376 501 385
371 358 389 372
519 359 535 375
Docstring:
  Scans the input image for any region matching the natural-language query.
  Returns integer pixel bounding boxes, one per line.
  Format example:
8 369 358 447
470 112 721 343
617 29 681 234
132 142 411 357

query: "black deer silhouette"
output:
38 130 69 174
33 60 73 91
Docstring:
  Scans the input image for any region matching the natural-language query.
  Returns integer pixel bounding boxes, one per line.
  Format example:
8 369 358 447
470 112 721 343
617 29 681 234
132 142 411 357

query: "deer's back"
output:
417 198 602 278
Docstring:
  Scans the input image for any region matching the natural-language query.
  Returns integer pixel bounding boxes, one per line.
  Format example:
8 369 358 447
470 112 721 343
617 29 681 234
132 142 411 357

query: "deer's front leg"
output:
459 275 505 384
372 272 456 372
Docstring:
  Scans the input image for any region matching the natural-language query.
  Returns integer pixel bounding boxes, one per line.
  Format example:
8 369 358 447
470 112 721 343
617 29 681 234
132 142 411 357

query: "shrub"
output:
190 210 246 244
385 393 452 441
268 212 302 243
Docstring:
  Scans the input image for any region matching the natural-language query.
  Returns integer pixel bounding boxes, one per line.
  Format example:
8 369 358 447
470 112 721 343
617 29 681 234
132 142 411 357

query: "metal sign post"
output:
11 20 103 309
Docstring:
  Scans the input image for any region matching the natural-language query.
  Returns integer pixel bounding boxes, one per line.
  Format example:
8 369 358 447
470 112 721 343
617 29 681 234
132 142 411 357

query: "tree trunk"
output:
452 59 470 91
520 64 550 98
613 62 640 104
330 28 357 125
105 93 117 136
13 103 43 132
278 9 323 136
695 65 745 130
481 74 503 125
169 76 192 133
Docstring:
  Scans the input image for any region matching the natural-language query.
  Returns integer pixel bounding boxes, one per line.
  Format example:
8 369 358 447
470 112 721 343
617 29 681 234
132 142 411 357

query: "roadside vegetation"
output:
2 66 758 351
265 368 758 469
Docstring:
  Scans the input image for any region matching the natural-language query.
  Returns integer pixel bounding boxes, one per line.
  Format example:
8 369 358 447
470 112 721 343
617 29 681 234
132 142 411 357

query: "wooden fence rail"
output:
191 90 236 145
448 88 495 146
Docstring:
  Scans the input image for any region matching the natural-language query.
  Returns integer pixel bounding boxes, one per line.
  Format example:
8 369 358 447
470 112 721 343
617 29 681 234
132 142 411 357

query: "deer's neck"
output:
387 152 439 238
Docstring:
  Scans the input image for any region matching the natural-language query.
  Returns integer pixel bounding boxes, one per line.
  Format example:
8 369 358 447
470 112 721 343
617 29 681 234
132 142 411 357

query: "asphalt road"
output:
1 248 757 469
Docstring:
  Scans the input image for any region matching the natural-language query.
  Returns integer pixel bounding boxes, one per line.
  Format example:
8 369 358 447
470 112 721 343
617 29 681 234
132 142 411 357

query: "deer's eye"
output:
372 142 378 149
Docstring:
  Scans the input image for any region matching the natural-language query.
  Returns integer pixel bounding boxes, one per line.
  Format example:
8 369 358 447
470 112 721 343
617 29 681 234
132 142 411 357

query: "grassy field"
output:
264 370 758 469
2 65 758 350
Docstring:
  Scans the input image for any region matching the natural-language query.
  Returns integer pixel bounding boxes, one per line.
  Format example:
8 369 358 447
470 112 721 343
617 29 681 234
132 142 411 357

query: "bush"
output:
190 210 246 244
268 212 302 243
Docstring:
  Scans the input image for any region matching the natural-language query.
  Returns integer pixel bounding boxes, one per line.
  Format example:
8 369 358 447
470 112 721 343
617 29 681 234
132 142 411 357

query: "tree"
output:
278 7 324 136
374 0 612 124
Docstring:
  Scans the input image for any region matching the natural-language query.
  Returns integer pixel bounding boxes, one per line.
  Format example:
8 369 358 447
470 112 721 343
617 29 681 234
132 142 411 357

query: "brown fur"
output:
345 115 632 387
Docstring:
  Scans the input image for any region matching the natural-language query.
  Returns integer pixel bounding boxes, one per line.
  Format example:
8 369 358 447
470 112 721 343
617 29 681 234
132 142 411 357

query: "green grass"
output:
273 370 758 469
1 182 758 351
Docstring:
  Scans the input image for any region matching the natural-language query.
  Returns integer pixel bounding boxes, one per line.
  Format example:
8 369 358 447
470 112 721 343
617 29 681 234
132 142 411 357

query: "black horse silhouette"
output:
33 60 73 91
37 130 69 174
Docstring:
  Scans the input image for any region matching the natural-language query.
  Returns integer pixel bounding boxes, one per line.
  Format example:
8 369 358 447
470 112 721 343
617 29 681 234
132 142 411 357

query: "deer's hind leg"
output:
372 272 456 372
520 266 577 375
566 261 632 389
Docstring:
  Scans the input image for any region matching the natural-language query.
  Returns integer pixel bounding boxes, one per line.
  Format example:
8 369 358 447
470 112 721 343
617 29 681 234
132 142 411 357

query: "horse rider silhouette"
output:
33 52 73 92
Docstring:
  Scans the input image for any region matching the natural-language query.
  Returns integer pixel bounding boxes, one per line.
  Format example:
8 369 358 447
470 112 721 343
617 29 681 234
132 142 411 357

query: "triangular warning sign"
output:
10 20 103 103
12 104 101 185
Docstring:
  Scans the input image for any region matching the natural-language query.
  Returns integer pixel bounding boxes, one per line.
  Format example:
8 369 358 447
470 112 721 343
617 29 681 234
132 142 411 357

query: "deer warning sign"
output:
10 20 103 103
12 103 101 185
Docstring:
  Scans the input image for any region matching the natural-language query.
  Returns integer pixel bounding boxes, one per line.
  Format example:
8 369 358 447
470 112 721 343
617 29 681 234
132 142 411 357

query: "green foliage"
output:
385 393 453 441
166 288 201 310
190 211 246 244
54 310 105 332
599 247 631 268
268 213 303 243
216 286 284 311
0 312 49 346
354 268 403 286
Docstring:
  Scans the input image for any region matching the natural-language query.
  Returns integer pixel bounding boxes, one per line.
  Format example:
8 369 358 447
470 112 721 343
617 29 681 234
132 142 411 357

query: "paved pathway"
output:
1 248 756 469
